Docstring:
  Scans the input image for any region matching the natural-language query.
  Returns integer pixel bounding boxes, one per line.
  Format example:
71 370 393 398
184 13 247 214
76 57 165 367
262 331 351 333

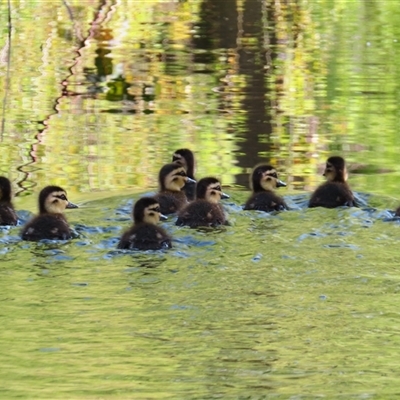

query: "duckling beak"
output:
66 201 79 209
221 192 230 200
186 177 196 184
160 213 168 221
276 180 287 188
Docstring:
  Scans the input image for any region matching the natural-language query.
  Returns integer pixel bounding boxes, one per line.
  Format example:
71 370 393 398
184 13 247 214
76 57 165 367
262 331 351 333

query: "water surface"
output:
1 0 400 398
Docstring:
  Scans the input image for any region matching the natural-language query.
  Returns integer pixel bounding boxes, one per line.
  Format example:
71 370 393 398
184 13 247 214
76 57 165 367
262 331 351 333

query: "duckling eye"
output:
176 171 187 177
154 207 160 213
215 186 221 191
56 194 67 201
269 173 278 179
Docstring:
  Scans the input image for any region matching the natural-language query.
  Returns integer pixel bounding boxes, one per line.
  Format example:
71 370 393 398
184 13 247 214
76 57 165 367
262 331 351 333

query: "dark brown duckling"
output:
21 185 78 241
0 176 18 226
309 156 356 208
118 197 172 250
154 163 196 215
176 177 229 228
244 164 288 212
172 148 196 201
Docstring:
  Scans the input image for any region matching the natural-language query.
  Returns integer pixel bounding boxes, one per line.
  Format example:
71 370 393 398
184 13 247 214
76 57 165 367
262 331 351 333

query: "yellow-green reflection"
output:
1 0 400 398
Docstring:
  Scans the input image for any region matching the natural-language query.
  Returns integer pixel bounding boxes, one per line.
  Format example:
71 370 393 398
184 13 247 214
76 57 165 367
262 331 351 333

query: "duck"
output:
176 177 229 228
172 148 196 201
244 164 288 212
0 176 18 226
118 197 172 250
21 185 78 241
154 163 196 215
309 156 356 208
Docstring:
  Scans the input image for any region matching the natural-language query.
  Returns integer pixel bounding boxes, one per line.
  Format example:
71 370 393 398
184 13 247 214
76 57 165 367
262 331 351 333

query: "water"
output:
2 0 400 398
2 192 400 398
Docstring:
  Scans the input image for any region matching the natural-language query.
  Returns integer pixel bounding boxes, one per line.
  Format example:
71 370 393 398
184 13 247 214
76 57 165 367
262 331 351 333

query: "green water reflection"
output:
1 0 400 196
1 0 400 398
2 194 400 398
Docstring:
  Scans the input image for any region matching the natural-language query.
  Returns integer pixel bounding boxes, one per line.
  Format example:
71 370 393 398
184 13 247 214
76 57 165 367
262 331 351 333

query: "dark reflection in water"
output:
193 0 278 186
235 0 275 185
2 0 400 198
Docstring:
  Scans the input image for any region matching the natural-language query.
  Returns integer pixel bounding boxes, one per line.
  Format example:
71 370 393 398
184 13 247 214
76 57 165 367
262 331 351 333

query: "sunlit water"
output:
2 190 400 398
2 0 400 398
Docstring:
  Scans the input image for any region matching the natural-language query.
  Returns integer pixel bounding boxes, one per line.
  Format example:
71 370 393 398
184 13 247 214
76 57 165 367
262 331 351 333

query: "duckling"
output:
244 164 288 212
172 148 196 201
309 156 355 208
0 176 18 226
118 197 172 250
21 185 78 241
154 163 196 215
176 177 229 228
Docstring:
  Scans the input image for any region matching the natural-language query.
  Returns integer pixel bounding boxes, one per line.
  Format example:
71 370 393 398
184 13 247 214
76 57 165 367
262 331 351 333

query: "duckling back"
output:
118 223 171 250
244 191 287 212
309 182 355 208
21 213 72 241
0 177 18 226
155 191 188 215
176 200 226 228
0 205 18 226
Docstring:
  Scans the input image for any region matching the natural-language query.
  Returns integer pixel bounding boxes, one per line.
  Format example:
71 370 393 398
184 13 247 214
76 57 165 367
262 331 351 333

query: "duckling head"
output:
196 177 229 204
133 197 167 225
39 185 78 214
251 164 286 192
323 156 348 182
159 163 195 192
0 177 13 203
172 148 195 178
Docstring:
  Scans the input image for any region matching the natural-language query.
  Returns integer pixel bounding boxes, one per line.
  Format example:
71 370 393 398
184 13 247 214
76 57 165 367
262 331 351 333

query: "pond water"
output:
2 0 400 398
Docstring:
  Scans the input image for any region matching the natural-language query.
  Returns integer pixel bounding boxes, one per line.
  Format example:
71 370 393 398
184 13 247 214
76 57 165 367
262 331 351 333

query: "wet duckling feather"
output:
172 148 196 201
21 185 78 241
176 177 229 228
118 197 172 250
309 156 355 208
0 176 18 226
154 163 195 214
244 164 288 212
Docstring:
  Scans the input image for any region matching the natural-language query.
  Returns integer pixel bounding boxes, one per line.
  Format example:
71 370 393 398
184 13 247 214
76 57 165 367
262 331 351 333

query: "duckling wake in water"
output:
0 176 18 226
244 164 288 212
118 197 172 250
309 156 356 208
176 177 229 228
172 148 196 201
154 163 196 215
21 185 78 241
